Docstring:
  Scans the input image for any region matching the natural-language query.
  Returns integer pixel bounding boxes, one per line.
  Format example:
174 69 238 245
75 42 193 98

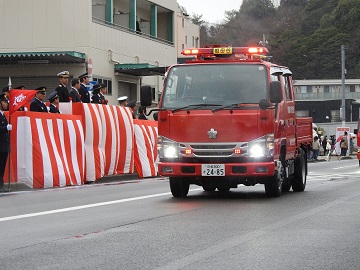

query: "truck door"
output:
282 73 297 158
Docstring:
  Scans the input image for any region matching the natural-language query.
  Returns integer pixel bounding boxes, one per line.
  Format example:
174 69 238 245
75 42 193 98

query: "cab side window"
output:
283 76 292 100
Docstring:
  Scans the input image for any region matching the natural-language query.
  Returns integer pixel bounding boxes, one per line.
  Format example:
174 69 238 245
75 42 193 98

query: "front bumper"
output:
159 161 276 177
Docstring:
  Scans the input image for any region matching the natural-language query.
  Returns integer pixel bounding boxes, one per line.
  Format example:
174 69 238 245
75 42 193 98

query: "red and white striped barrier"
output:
12 112 84 188
133 120 158 178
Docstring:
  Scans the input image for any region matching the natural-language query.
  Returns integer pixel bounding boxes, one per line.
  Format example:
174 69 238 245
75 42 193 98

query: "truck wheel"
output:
292 149 307 192
170 177 189 197
265 170 282 197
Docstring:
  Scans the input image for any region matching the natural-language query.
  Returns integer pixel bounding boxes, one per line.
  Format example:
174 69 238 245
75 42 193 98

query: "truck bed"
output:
296 117 313 146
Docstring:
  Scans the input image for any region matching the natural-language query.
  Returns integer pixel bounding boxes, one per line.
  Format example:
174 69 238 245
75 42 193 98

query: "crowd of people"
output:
1 70 152 119
310 131 353 162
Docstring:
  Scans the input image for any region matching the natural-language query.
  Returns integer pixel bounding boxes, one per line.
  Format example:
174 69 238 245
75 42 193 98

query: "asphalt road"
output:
1 159 360 270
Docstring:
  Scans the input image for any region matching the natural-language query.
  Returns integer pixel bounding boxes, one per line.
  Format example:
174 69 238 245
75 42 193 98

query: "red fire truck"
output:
141 46 313 197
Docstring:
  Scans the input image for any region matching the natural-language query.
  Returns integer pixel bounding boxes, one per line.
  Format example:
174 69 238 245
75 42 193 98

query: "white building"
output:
0 0 200 105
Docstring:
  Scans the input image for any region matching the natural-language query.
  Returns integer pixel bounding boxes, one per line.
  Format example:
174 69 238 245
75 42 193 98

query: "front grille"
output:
179 142 247 158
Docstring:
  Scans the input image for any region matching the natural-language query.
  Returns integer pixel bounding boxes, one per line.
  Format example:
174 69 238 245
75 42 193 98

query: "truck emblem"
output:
208 128 218 139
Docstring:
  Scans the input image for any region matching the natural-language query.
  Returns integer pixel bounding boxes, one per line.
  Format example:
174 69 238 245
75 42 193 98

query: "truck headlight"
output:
158 136 179 158
248 134 274 158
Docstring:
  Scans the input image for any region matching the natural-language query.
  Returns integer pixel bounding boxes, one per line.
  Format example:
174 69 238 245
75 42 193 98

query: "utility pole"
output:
341 45 345 127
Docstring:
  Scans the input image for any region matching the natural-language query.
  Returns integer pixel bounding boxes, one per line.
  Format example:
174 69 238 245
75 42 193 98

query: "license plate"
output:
201 164 225 176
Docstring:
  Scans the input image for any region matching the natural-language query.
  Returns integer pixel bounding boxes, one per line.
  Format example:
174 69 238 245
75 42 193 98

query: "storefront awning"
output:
0 51 85 65
114 63 168 76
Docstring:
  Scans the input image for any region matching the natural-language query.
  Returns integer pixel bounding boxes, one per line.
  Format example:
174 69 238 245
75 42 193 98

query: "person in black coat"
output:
138 106 148 120
69 78 82 103
0 93 11 191
78 72 90 103
99 84 108 105
30 87 48 112
55 71 70 102
91 84 101 104
48 91 61 113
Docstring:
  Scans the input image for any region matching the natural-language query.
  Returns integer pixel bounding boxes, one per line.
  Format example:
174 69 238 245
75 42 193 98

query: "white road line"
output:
332 165 359 170
0 188 202 222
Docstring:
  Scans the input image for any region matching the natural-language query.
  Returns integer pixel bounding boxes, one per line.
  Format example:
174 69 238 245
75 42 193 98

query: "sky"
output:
177 0 244 24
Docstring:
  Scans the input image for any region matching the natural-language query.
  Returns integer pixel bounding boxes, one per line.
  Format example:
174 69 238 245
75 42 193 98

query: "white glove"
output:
6 124 12 131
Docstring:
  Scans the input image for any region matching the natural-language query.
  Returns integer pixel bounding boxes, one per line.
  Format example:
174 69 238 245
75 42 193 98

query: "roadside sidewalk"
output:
308 153 356 163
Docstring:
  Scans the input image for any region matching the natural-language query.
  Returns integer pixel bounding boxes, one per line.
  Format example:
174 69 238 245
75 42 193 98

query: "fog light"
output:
162 166 173 173
256 167 268 173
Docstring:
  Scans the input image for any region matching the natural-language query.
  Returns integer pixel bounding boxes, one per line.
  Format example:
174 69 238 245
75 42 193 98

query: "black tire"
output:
282 182 291 192
292 149 307 192
169 177 189 197
265 171 282 197
203 186 216 192
358 160 360 166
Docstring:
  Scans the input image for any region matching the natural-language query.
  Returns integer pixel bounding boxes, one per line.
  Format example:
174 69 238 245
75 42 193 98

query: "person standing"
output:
30 87 48 112
138 106 148 120
322 135 328 156
0 93 11 191
118 96 127 107
340 131 349 156
69 78 82 103
99 84 108 105
78 72 91 103
48 92 61 113
55 71 70 102
311 136 320 162
127 100 137 119
91 84 101 104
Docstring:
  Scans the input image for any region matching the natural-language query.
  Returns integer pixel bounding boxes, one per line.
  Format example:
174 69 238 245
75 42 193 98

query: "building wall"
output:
0 0 178 105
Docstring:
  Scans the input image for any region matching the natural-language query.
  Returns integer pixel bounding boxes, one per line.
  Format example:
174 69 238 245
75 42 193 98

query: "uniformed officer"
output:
127 100 137 119
118 96 128 107
99 84 108 105
91 84 101 104
55 71 70 102
30 87 48 112
2 86 9 101
78 72 90 103
0 93 11 191
48 91 61 113
69 78 82 102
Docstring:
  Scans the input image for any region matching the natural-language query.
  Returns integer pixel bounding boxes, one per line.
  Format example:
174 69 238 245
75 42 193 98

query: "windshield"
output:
162 64 268 109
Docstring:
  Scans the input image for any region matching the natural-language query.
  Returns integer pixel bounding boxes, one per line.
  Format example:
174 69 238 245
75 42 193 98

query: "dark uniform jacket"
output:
138 114 148 120
49 104 60 114
0 111 9 153
91 93 101 104
55 84 69 102
99 93 108 105
30 98 48 112
69 88 82 103
79 83 90 103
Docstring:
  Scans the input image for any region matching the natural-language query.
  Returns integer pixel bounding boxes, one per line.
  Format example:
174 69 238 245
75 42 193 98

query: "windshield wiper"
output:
172 103 222 113
212 103 258 112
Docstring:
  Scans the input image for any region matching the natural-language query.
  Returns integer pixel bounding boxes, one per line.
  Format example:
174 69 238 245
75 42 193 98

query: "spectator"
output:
0 93 11 192
48 91 61 114
78 72 91 103
30 87 48 112
2 86 9 100
69 78 82 103
117 96 127 107
340 131 348 156
311 136 320 162
127 100 137 119
322 135 328 156
55 71 70 102
138 106 148 120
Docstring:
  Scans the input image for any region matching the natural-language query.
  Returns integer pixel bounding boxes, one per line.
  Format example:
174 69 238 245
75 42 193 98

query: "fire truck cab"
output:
141 46 313 197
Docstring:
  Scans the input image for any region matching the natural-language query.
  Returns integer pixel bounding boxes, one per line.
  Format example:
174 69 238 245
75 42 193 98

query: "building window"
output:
195 37 199 47
350 85 355 92
324 85 329 93
92 76 112 95
192 36 194 46
182 44 184 50
182 18 184 28
185 35 187 44
306 85 312 93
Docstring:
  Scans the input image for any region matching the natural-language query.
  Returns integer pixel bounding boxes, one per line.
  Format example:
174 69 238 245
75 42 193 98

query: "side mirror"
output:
259 99 271 110
140 85 152 107
269 81 283 104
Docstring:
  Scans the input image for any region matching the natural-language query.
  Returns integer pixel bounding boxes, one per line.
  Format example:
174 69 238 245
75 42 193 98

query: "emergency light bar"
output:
181 46 269 57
